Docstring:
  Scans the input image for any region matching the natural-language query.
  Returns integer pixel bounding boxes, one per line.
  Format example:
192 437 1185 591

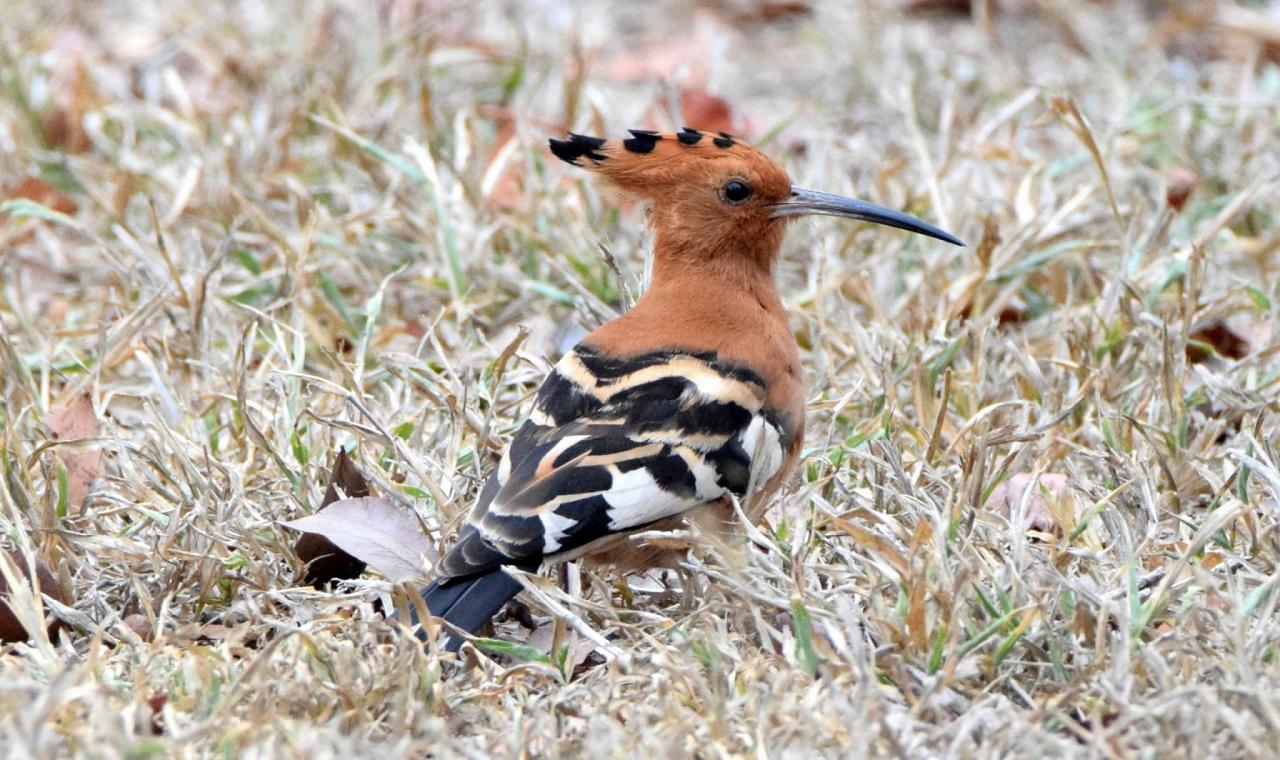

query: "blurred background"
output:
2 0 1280 756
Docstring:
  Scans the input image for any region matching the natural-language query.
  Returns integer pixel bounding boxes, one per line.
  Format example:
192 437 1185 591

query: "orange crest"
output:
550 129 792 203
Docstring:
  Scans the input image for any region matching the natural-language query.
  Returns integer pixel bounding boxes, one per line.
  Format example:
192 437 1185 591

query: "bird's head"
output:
550 128 963 272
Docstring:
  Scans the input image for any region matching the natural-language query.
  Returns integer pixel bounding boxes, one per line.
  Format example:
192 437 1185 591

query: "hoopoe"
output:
415 128 962 650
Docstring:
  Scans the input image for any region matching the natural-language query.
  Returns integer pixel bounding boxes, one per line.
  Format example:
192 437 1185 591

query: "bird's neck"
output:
647 254 783 311
647 233 783 306
582 234 792 359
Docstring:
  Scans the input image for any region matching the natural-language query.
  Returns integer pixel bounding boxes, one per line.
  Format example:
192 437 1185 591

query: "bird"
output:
414 127 963 651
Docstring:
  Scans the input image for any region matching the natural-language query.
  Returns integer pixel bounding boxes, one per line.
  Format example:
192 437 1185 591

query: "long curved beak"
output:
772 186 965 246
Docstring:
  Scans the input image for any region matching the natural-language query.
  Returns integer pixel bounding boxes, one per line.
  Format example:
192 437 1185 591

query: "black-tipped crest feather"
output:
548 132 607 165
623 128 661 154
677 128 703 145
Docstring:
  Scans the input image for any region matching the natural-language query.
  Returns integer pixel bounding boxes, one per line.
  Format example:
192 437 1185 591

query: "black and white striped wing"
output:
435 346 787 579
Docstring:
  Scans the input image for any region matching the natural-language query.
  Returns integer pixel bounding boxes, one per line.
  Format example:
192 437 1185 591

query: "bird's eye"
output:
722 179 752 204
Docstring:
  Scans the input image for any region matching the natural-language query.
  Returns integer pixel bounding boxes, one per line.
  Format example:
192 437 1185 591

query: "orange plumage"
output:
415 128 962 649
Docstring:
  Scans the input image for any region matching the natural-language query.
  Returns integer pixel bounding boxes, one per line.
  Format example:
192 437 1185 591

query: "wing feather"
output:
434 346 787 579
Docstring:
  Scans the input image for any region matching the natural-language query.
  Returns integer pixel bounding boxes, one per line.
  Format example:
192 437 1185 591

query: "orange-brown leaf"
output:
1163 167 1199 212
47 393 103 513
4 177 79 215
1187 321 1250 363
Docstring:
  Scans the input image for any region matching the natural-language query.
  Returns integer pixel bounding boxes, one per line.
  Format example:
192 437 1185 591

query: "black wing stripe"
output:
550 495 615 551
604 378 751 433
539 349 765 450
573 344 767 389
642 449 699 498
434 345 789 578
551 434 650 468
498 420 553 485
705 439 752 496
533 370 603 426
504 462 612 511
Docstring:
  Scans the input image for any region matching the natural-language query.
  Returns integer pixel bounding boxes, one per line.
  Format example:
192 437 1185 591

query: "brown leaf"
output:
321 447 372 507
123 613 154 641
1163 167 1199 212
4 177 79 215
145 692 167 736
905 520 933 650
995 304 1029 325
195 623 232 643
1187 321 1250 363
823 512 910 576
0 550 67 644
41 31 98 154
2 176 81 246
704 0 811 25
47 393 103 513
906 0 974 13
904 0 1041 15
1156 5 1280 67
283 497 438 583
293 449 372 588
41 106 92 155
166 617 260 650
753 2 811 22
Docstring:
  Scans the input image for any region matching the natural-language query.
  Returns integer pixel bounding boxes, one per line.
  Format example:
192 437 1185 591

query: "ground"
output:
2 0 1280 756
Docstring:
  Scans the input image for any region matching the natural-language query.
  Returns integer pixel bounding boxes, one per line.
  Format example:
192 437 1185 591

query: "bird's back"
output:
434 278 804 580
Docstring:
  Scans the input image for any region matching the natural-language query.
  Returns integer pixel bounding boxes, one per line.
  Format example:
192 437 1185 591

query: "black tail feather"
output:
415 569 524 652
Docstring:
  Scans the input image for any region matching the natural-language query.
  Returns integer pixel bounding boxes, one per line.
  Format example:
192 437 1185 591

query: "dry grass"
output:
3 0 1280 756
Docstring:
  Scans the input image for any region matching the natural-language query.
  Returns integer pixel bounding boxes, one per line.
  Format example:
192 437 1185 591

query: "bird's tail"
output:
414 569 523 652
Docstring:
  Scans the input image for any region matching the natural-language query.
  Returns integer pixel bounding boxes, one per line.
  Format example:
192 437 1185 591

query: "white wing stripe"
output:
741 415 784 498
603 460 724 532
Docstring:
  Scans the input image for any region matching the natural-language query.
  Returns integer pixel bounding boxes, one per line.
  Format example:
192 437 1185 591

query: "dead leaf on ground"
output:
145 692 167 735
984 472 1080 534
748 2 811 23
497 599 539 631
123 612 154 640
40 29 100 154
2 176 81 246
4 177 79 216
524 619 598 676
194 623 232 643
283 496 437 583
700 0 811 25
1163 167 1199 212
905 0 1049 14
47 393 104 514
1187 321 1251 363
906 0 974 13
0 550 67 644
293 448 372 588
